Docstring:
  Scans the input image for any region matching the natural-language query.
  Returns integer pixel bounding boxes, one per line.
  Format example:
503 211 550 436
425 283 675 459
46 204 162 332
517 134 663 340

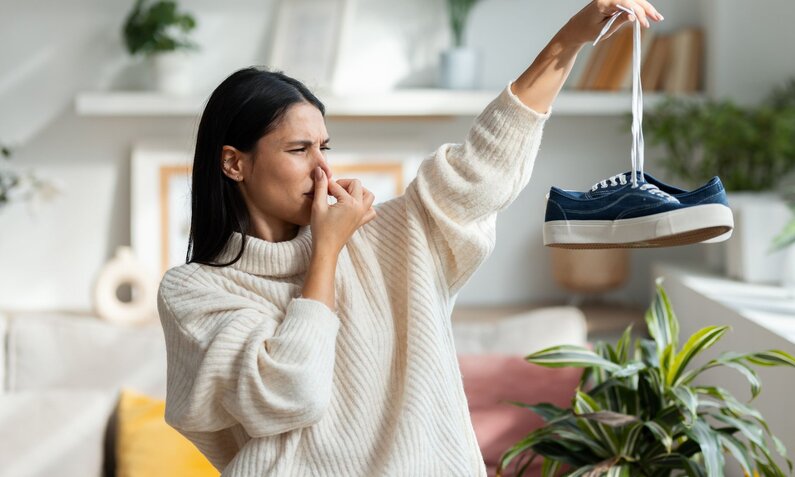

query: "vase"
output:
550 248 630 294
92 246 160 325
439 47 480 90
151 50 194 95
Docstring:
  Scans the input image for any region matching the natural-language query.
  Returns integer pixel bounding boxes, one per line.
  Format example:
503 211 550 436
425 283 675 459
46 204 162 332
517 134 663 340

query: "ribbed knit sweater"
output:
156 81 551 477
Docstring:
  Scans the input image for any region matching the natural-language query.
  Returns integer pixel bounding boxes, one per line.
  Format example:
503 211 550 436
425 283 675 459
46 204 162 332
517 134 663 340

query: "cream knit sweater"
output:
157 81 551 477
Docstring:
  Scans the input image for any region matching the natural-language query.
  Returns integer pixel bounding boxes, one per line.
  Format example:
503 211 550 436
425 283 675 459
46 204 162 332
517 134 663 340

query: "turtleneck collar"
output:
215 225 313 278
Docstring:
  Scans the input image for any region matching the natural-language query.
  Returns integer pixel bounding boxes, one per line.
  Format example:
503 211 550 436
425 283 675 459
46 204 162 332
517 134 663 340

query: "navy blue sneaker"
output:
587 171 733 243
543 173 734 249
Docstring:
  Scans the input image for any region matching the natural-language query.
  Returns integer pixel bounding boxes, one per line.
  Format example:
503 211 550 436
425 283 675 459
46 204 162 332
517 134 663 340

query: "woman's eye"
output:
321 146 331 151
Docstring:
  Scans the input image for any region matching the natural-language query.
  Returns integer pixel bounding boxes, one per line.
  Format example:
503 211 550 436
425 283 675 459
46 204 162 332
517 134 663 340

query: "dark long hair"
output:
186 67 325 267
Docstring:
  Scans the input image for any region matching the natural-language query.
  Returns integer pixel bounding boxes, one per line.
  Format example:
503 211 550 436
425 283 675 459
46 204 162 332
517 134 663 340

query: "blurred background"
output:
1 1 795 476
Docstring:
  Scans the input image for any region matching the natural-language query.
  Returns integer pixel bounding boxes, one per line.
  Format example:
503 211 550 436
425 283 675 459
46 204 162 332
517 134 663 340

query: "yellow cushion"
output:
116 388 220 477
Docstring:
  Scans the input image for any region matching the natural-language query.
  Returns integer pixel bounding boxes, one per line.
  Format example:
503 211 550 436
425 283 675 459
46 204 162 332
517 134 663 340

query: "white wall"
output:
1 0 793 311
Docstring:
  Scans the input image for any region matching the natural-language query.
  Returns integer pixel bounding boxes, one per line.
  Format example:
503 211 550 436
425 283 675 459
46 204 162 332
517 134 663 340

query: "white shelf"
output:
74 89 705 118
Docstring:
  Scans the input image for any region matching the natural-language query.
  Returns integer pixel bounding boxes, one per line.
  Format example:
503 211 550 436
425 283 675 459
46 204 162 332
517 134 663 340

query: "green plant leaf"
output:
644 420 674 454
672 386 698 425
616 324 634 364
668 326 731 386
525 345 622 372
684 420 725 477
503 401 570 423
719 432 755 477
645 277 680 358
541 457 561 477
576 411 639 427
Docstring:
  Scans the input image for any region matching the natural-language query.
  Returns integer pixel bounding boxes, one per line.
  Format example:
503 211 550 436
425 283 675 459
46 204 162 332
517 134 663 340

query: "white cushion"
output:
0 389 117 477
453 306 588 355
6 313 167 399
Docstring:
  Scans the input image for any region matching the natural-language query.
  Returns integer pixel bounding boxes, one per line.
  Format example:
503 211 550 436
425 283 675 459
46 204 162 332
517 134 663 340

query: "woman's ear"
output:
220 146 245 182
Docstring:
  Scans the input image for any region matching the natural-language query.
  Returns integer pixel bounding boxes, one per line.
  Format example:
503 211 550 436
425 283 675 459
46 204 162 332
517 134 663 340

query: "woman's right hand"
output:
310 166 376 254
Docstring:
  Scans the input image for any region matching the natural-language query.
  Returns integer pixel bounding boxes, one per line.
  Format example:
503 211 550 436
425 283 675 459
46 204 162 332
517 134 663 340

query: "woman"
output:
157 1 663 475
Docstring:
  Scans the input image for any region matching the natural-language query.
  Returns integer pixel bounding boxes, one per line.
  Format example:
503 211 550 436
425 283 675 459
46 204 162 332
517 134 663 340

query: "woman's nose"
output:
315 153 332 180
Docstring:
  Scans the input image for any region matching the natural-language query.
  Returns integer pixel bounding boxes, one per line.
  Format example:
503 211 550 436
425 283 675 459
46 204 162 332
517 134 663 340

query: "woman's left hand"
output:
561 0 664 46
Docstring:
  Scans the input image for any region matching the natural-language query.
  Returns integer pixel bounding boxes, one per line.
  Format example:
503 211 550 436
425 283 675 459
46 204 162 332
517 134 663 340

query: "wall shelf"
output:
74 89 705 118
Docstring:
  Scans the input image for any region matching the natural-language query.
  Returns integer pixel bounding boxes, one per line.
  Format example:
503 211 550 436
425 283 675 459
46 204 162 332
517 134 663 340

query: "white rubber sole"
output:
543 203 734 249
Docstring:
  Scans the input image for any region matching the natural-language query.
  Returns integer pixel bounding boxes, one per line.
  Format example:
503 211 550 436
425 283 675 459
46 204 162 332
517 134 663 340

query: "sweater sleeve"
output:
400 81 551 297
156 274 341 438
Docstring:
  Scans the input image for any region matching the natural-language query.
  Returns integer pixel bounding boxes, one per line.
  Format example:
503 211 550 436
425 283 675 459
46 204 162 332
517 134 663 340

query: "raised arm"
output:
364 1 663 299
512 0 663 114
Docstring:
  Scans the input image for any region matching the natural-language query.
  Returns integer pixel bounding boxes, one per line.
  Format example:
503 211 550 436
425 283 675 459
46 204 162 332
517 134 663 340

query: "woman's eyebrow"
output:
284 138 331 147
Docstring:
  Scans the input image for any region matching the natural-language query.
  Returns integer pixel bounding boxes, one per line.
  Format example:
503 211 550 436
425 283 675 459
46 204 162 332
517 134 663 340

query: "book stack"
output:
572 26 704 93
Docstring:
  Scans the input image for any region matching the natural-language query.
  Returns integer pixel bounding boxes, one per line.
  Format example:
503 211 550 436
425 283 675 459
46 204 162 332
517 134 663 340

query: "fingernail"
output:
315 167 321 180
658 13 664 20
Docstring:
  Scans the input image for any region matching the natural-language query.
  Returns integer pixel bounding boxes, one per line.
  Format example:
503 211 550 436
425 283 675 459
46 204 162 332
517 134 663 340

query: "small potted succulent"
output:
497 278 795 477
122 0 199 95
440 0 481 89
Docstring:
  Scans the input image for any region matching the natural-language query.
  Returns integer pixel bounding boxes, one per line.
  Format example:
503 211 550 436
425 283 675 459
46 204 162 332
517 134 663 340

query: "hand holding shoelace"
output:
562 0 663 46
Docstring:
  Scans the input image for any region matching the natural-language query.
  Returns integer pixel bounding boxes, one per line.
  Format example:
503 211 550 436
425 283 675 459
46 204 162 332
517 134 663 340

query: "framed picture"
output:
268 0 352 91
131 144 424 277
329 153 424 204
131 142 192 278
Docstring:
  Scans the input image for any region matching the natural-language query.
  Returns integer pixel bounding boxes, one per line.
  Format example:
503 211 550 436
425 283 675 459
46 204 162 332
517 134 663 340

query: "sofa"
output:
0 306 587 477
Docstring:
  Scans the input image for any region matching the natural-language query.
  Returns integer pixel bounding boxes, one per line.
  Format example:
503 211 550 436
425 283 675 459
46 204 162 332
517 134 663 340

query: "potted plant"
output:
641 79 795 284
497 278 795 477
0 142 62 215
440 0 481 89
122 0 199 95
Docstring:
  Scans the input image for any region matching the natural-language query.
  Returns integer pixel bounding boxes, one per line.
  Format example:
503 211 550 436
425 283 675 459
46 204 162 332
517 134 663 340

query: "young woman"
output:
157 1 662 475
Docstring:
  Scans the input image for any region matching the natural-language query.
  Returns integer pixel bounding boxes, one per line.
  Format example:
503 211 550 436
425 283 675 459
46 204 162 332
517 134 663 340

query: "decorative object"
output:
131 142 192 278
440 0 481 89
123 0 199 95
497 278 795 477
643 79 795 284
268 0 350 91
550 248 629 295
92 246 159 325
116 388 219 476
0 142 62 214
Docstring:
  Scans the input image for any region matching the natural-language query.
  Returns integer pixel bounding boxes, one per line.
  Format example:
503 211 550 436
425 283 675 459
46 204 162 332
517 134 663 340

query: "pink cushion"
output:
458 354 583 477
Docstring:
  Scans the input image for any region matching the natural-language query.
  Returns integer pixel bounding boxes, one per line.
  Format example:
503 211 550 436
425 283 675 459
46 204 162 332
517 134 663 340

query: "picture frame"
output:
268 0 352 92
131 141 193 278
131 143 424 278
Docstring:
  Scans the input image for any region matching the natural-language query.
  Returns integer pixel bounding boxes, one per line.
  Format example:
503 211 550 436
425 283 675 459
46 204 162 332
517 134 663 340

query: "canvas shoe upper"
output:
543 177 734 248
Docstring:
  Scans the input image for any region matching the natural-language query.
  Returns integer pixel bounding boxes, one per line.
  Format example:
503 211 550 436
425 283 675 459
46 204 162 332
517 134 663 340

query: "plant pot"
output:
550 248 630 293
724 191 792 284
151 50 194 95
439 47 480 90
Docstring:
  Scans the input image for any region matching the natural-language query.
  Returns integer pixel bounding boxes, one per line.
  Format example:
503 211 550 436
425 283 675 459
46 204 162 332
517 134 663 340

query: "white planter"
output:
782 246 795 289
725 192 792 284
439 47 480 90
151 50 194 95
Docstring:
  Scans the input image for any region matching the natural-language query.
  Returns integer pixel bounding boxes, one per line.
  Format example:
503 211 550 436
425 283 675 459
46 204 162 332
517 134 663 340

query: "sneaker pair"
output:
543 5 733 249
543 171 734 248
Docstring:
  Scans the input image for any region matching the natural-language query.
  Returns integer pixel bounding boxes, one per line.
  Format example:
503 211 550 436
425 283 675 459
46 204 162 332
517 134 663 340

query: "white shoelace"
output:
593 5 645 189
590 172 675 201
